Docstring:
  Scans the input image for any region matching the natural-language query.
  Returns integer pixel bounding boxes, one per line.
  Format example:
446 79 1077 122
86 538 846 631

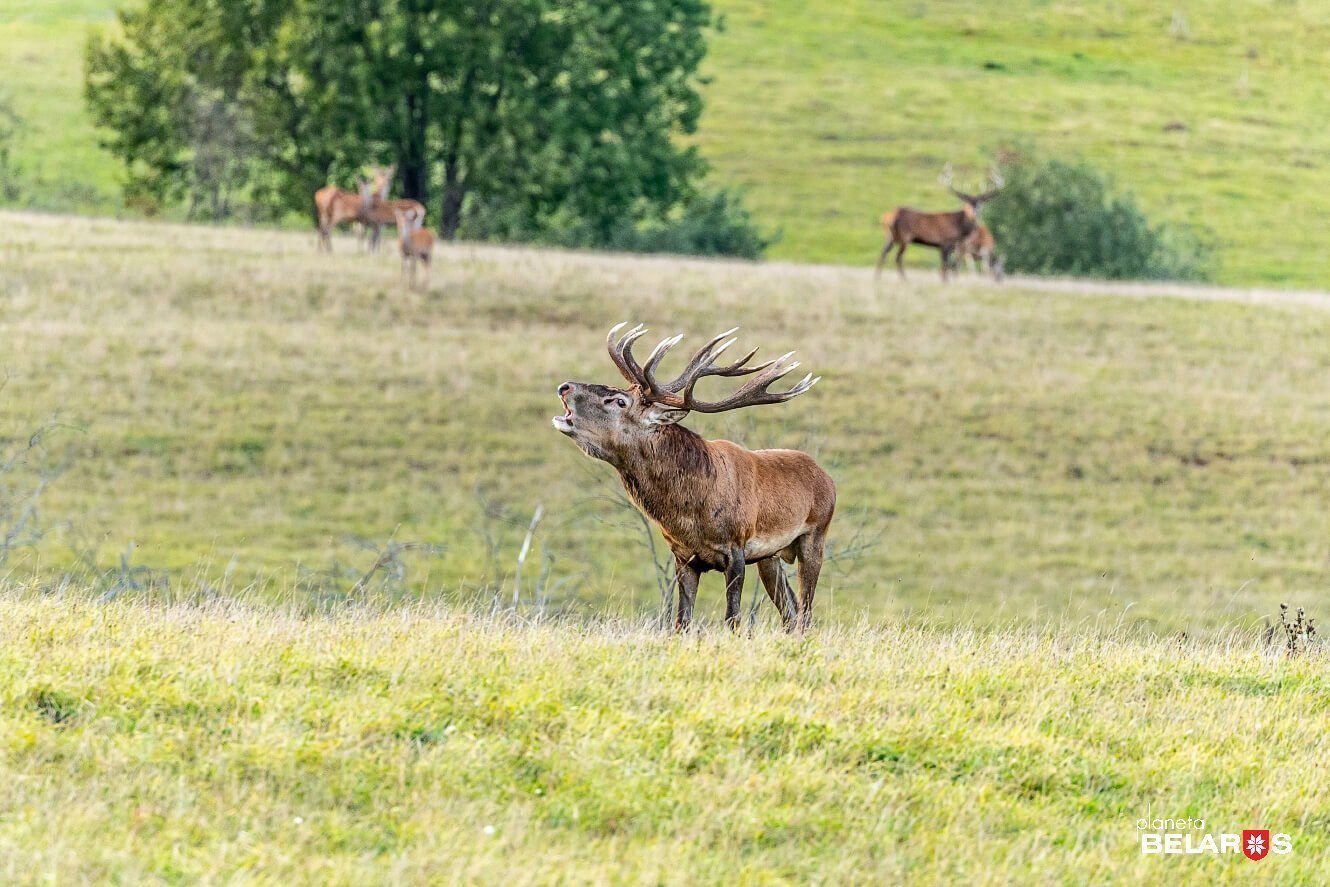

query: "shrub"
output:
463 187 776 260
609 189 777 259
983 148 1212 281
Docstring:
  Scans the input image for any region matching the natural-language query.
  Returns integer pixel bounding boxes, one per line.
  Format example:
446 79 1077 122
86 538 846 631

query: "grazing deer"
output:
875 166 1003 280
957 223 1005 282
554 324 836 632
395 208 434 289
361 164 427 252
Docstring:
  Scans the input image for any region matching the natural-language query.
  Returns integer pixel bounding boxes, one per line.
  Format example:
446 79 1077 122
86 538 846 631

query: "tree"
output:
87 0 734 245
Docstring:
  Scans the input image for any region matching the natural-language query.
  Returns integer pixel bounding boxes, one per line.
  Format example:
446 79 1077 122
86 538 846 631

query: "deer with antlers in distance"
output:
395 208 434 289
553 324 836 632
875 165 1003 281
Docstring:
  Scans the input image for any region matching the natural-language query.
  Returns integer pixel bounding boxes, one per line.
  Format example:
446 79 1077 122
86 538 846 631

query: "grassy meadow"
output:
5 212 1330 634
5 1 1330 284
2 596 1327 883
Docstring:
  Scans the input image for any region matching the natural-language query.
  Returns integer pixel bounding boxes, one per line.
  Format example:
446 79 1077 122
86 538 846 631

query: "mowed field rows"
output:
1 597 1327 883
4 212 1330 632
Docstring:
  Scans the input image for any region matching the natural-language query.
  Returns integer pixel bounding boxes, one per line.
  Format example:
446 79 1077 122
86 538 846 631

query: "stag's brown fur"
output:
554 327 835 631
876 202 983 281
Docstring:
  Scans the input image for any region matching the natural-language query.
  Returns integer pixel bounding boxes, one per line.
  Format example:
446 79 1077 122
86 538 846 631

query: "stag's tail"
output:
879 209 898 235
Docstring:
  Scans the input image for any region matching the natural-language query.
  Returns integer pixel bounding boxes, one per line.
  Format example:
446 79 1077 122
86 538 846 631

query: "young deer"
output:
395 208 434 289
875 165 1003 280
554 324 836 632
957 223 1005 282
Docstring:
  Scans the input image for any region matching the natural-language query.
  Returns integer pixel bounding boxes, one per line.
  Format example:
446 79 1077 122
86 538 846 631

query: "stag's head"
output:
940 164 1005 219
553 323 819 463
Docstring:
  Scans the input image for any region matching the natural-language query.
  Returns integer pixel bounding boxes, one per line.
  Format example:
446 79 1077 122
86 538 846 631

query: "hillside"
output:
2 595 1326 883
5 212 1330 633
3 1 1330 285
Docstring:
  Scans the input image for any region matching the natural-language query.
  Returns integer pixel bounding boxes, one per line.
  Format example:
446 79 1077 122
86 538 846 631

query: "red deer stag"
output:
553 324 836 632
361 164 427 252
395 208 434 289
875 165 1003 280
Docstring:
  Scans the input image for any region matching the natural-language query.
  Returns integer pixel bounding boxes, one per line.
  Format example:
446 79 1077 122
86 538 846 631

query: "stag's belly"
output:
743 527 806 563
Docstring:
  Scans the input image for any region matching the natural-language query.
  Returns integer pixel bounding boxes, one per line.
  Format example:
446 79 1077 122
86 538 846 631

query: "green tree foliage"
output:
984 147 1212 281
84 0 769 253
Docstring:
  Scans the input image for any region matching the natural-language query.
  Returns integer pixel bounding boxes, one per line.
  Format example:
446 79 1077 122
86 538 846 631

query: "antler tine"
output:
681 352 820 413
606 322 650 388
642 333 685 383
661 330 734 387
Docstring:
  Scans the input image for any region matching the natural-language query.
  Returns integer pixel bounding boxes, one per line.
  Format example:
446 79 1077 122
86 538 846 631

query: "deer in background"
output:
957 223 1005 282
313 166 392 252
361 164 427 252
395 207 434 289
554 324 836 632
875 165 1003 280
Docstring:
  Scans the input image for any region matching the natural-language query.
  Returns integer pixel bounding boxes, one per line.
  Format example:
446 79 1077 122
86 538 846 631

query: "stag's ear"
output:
643 404 689 426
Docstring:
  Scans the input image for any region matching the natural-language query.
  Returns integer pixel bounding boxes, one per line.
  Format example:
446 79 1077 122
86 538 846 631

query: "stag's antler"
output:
606 323 819 414
940 162 1005 203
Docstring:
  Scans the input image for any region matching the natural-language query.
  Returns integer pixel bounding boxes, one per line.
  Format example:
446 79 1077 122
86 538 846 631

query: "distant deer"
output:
957 223 1005 282
554 324 836 632
361 164 427 252
313 182 367 252
875 165 1003 280
313 166 392 252
394 208 434 289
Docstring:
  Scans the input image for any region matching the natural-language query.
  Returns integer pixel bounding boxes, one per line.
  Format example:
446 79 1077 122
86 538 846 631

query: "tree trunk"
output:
440 178 465 240
438 160 465 240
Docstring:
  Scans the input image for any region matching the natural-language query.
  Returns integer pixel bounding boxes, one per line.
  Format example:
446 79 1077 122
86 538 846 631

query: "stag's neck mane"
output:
612 423 716 524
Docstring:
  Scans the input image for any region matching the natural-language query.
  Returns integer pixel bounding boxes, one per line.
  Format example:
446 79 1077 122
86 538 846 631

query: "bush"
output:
984 148 1212 281
463 187 776 260
609 189 777 259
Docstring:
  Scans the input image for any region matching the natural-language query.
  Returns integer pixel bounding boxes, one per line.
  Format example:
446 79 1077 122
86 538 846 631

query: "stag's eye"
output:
604 395 629 409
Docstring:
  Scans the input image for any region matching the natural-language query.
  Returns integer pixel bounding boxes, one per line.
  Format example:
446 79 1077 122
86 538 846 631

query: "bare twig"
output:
512 504 544 607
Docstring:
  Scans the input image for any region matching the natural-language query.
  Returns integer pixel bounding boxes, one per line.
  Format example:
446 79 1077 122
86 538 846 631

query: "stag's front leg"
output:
674 554 700 632
723 547 745 632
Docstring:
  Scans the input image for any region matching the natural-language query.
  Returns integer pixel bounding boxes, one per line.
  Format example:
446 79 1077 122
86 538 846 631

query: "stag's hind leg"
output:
895 241 908 279
875 239 896 279
757 557 796 632
793 530 827 632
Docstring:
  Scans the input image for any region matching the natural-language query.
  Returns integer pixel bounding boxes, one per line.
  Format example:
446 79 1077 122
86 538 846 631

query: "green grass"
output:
698 0 1330 285
1 594 1326 883
4 212 1330 634
0 0 120 212
4 1 1330 284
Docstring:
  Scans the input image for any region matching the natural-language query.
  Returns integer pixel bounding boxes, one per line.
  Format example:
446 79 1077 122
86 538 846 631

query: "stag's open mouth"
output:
552 393 575 433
